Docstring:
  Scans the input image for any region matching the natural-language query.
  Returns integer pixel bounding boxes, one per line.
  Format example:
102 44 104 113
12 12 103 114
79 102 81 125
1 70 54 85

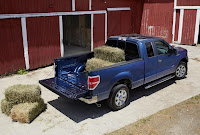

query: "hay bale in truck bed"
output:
10 98 45 123
86 58 115 71
5 84 41 103
1 99 16 116
94 46 125 63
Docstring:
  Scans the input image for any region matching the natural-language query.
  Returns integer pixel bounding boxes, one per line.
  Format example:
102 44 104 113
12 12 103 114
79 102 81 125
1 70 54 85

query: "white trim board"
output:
59 16 64 57
89 0 92 10
91 14 94 51
194 10 200 44
0 10 106 19
172 9 176 43
178 9 184 44
105 12 107 43
72 0 75 11
107 7 131 11
21 18 30 70
175 6 200 10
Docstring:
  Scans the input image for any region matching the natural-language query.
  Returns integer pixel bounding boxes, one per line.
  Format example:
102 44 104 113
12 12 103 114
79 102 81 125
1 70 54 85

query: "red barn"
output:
0 0 199 75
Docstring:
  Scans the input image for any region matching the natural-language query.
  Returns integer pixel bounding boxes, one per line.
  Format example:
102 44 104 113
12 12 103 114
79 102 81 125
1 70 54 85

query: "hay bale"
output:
1 99 16 116
94 46 125 63
5 84 41 103
10 98 45 123
86 58 115 71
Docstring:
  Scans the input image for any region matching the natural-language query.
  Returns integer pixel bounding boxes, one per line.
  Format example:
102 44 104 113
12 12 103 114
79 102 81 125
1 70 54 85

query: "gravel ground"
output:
0 44 200 135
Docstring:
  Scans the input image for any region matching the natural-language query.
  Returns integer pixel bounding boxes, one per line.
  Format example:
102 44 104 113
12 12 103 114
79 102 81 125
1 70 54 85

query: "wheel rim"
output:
115 89 127 107
176 65 186 78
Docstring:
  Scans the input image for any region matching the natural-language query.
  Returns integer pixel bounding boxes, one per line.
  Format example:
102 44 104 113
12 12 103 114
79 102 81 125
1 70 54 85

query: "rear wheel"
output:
175 62 187 79
107 84 129 111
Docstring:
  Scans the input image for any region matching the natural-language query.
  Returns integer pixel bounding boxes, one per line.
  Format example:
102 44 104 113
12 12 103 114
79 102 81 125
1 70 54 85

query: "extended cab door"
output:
144 42 158 84
153 40 178 78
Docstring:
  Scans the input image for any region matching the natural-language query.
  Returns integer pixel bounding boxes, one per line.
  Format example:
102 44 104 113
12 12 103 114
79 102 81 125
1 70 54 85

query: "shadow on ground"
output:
48 79 176 123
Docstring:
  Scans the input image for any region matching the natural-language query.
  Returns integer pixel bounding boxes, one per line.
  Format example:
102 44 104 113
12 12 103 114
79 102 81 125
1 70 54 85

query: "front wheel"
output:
107 84 130 111
175 62 187 79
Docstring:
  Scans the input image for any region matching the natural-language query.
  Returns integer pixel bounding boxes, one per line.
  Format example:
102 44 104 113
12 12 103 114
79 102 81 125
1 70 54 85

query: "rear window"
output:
106 39 140 61
106 39 118 47
106 39 125 50
125 42 140 60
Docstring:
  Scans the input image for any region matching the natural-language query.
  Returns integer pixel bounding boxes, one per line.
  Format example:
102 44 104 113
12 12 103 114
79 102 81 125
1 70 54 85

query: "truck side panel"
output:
89 59 145 100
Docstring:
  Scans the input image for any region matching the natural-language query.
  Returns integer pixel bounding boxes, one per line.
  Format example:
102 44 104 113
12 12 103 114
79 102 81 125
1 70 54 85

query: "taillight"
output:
88 76 100 90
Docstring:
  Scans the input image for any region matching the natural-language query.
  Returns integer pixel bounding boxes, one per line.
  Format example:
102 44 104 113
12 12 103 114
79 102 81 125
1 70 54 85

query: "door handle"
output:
158 59 162 63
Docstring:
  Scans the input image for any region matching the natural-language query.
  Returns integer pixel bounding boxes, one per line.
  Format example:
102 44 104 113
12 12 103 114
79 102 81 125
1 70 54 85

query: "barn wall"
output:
93 14 105 48
92 0 132 10
26 16 61 69
75 0 89 11
177 0 200 6
132 0 144 34
140 0 174 43
0 0 72 14
108 10 132 37
0 19 25 75
174 9 180 42
181 10 197 45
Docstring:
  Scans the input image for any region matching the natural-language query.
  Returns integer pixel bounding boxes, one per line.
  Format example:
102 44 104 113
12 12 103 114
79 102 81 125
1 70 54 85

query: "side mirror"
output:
168 48 176 55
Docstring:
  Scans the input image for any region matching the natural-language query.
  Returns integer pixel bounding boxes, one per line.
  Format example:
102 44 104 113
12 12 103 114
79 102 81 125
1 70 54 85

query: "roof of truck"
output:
108 34 161 43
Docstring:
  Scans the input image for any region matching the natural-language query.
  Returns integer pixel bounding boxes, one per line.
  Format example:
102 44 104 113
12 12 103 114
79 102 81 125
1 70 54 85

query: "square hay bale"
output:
5 84 41 103
86 58 115 71
94 46 125 63
1 99 16 116
10 98 45 123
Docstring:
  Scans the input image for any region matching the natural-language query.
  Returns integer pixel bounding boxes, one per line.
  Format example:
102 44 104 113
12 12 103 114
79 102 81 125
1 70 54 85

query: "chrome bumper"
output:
79 96 98 104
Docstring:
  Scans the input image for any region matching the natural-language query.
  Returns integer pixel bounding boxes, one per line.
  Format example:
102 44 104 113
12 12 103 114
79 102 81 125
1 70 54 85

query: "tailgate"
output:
39 77 88 99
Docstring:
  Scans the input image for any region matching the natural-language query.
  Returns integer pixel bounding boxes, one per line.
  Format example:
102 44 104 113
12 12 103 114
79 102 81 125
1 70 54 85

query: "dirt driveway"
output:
0 44 200 135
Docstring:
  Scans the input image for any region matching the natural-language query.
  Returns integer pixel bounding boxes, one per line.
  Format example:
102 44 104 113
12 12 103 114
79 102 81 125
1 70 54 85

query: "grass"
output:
17 69 27 75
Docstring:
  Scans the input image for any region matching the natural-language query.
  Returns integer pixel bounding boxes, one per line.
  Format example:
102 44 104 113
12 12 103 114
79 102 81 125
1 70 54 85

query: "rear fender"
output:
109 72 133 91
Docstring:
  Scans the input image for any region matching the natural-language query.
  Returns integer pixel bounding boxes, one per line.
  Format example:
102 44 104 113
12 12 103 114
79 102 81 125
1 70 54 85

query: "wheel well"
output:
180 58 188 63
113 79 132 90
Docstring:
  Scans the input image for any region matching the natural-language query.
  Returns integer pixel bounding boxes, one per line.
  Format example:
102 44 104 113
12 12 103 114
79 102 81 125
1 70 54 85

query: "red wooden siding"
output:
120 11 132 34
76 0 89 11
93 14 105 48
177 0 200 6
132 0 144 33
174 9 180 41
0 19 25 75
92 0 132 10
140 0 174 43
0 0 72 14
181 10 197 45
108 11 121 37
26 16 60 69
108 11 132 37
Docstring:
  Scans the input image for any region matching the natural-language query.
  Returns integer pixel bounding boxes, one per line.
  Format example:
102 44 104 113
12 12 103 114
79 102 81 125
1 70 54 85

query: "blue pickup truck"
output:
39 34 188 110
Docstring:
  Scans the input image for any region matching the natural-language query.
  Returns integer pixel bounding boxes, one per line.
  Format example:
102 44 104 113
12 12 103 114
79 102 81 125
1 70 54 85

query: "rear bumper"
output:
79 96 98 104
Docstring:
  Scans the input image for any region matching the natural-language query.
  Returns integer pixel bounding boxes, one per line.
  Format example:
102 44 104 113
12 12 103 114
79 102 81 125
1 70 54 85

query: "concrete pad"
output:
0 44 200 135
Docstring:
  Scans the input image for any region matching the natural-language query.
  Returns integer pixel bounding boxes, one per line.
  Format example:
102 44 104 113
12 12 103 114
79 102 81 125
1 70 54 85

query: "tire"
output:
175 62 187 79
107 84 130 111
